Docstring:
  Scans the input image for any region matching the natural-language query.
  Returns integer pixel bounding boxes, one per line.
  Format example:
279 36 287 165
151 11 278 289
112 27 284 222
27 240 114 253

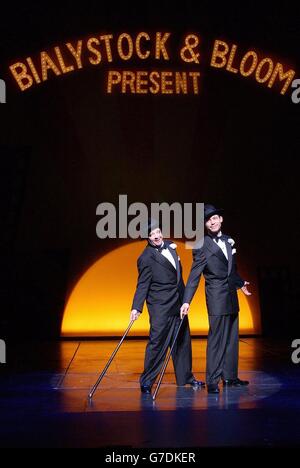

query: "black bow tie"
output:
211 235 225 243
148 241 166 253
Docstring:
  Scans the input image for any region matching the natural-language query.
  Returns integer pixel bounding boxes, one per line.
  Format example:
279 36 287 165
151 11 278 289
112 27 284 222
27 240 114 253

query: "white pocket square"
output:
232 248 236 254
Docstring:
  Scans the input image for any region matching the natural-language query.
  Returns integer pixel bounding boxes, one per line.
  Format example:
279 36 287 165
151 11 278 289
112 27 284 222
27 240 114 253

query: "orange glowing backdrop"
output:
61 241 260 337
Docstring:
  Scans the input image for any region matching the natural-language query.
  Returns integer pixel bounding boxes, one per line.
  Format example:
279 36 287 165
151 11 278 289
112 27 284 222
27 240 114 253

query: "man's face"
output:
148 228 163 246
205 215 223 235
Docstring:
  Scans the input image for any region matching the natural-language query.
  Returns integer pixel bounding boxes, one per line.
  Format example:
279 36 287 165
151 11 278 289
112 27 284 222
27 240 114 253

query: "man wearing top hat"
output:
180 205 252 394
130 219 204 394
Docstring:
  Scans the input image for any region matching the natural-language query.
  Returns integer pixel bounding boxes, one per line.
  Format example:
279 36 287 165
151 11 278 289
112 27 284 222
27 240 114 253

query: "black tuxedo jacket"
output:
183 235 244 316
132 240 184 317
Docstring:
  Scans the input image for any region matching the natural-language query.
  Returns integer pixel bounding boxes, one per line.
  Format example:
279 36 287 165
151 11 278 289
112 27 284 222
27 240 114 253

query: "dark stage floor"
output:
0 338 299 448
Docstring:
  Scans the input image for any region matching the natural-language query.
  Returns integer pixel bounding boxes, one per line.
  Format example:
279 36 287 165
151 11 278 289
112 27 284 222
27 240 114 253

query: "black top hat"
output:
141 218 161 238
204 204 224 221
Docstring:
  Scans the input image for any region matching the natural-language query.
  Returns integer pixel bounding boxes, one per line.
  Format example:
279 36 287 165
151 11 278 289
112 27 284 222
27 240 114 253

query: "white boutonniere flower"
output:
227 238 235 247
169 243 177 249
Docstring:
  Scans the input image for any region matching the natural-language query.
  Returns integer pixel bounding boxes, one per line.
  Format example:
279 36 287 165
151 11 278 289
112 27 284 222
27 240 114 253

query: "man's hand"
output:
241 281 252 296
180 303 190 319
130 309 141 321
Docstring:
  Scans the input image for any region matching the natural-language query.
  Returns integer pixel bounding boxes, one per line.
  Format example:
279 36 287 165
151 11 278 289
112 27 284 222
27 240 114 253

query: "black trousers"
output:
206 314 239 385
140 314 194 387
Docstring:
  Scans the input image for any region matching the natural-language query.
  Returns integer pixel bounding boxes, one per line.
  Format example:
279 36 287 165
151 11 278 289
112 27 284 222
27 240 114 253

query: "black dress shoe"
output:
140 385 152 394
207 384 219 394
187 378 206 387
222 378 249 387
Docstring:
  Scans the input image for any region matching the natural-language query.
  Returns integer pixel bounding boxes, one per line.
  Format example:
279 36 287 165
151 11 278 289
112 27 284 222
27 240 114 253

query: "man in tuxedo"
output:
181 205 252 394
130 220 204 394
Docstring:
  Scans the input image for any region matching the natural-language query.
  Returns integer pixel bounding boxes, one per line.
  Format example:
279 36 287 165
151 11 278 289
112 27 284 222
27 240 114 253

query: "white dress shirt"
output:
157 243 177 269
213 232 228 260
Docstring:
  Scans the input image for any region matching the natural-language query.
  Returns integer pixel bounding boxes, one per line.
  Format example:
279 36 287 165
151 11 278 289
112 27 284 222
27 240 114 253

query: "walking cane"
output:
152 316 185 401
88 320 134 399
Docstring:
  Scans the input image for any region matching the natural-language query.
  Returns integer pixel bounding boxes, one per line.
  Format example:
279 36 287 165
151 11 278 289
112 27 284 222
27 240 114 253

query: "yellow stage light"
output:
61 241 256 337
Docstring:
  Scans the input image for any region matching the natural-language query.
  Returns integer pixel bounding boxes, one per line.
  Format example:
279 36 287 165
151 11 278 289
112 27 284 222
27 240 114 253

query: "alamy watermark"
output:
0 79 6 103
96 195 204 249
291 79 300 104
291 339 300 364
0 339 6 364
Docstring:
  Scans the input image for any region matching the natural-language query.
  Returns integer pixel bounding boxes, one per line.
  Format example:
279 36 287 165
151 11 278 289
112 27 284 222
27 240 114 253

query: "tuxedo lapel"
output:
152 249 177 275
205 236 228 266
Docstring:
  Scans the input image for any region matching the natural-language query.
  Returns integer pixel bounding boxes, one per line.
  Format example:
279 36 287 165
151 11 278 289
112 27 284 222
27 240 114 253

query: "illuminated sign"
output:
107 70 200 94
8 32 297 97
